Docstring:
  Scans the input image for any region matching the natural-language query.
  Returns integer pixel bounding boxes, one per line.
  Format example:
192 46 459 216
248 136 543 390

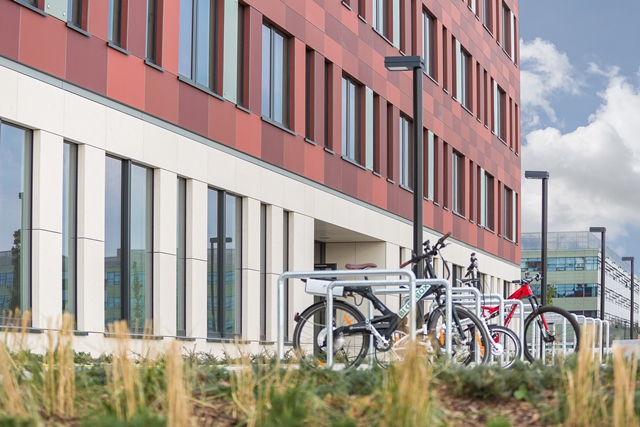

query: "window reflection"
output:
62 142 77 318
0 123 31 319
262 24 288 127
104 158 153 332
207 189 242 337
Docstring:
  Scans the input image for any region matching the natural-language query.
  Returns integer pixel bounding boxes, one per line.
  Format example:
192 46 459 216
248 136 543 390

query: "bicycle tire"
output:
426 305 492 366
488 325 522 368
523 305 581 363
292 300 369 368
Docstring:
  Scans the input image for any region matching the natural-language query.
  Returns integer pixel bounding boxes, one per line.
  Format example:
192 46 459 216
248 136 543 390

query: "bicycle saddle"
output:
345 263 377 270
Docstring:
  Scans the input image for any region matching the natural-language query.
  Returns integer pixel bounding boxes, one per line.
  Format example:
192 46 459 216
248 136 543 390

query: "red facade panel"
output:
0 0 521 264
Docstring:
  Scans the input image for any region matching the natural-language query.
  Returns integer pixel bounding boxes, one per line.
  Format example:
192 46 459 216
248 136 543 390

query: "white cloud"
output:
521 68 640 248
520 38 582 129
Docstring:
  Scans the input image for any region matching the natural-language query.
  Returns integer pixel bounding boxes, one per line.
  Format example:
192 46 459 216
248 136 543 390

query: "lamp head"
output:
384 55 424 71
589 227 606 233
524 170 549 180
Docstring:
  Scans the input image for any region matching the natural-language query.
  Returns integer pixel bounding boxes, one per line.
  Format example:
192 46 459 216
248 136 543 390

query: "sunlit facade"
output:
0 0 521 355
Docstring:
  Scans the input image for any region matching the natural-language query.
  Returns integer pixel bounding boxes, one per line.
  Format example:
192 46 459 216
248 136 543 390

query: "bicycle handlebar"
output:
399 232 453 268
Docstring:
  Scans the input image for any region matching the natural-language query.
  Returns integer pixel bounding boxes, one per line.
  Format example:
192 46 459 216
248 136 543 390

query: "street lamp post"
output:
590 227 606 321
525 171 549 306
385 55 425 278
623 256 635 339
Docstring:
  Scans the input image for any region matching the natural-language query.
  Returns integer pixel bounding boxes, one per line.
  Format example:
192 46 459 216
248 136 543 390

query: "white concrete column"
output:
186 180 208 338
31 130 63 328
265 205 283 342
288 212 314 336
153 168 177 336
241 197 261 341
76 144 105 332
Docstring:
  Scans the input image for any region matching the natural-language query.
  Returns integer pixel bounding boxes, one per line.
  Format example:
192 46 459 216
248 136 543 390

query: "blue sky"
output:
519 0 640 259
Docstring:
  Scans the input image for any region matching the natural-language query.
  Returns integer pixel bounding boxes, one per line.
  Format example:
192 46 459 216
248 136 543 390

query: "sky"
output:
519 0 640 259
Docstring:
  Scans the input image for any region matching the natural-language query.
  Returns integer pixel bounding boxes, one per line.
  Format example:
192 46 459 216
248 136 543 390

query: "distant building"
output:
521 232 639 339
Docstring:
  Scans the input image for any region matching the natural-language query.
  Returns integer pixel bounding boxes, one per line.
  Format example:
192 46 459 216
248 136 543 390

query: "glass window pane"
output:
105 157 123 326
207 188 219 334
0 124 31 318
176 178 187 336
273 32 285 124
225 194 241 335
179 0 194 78
62 142 77 318
261 25 271 118
129 164 153 331
195 0 211 87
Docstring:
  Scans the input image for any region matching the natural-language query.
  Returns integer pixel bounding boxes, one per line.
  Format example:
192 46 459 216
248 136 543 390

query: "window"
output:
399 114 412 188
262 23 289 127
207 189 241 338
452 151 463 214
493 81 506 140
342 75 361 163
373 94 381 173
0 123 32 319
324 60 331 148
482 0 492 31
469 0 477 14
387 102 394 180
372 0 389 38
179 0 221 91
456 43 471 109
426 130 435 200
176 178 187 336
146 0 161 64
62 142 77 318
237 4 247 107
480 170 494 230
422 10 435 79
283 211 290 340
503 186 514 240
502 2 513 57
305 49 315 141
68 0 85 29
104 158 153 331
108 0 126 48
358 0 366 19
259 204 267 341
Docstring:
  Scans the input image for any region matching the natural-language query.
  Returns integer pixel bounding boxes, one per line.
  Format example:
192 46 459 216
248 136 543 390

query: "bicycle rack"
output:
277 269 433 367
572 315 611 364
325 277 456 368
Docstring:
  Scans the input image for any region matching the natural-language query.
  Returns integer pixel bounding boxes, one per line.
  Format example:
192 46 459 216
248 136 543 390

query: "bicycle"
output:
481 272 581 363
447 252 522 368
292 232 491 368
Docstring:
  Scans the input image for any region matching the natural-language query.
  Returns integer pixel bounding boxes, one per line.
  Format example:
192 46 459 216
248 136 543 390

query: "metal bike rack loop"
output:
276 269 421 365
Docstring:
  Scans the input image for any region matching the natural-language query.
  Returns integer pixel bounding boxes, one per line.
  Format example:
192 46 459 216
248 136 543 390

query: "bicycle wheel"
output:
373 329 440 368
292 300 369 369
523 305 581 363
426 305 491 365
488 325 522 368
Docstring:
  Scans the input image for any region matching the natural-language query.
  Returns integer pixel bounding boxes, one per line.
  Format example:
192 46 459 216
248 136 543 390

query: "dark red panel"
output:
127 0 147 58
283 134 305 176
0 2 21 60
209 98 236 147
340 160 358 198
66 31 108 95
19 10 66 78
261 121 285 167
323 151 342 190
178 82 209 136
145 66 179 122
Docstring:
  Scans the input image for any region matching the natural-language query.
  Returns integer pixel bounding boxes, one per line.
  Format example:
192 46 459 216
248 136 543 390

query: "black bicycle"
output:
292 232 491 368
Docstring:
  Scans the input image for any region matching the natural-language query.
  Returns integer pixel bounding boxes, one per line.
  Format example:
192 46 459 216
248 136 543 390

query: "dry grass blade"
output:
612 345 638 427
563 324 607 427
379 340 440 426
166 341 192 427
0 341 29 419
107 320 140 421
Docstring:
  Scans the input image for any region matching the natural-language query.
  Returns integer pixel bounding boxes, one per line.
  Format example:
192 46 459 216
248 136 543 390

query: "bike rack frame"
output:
276 269 427 365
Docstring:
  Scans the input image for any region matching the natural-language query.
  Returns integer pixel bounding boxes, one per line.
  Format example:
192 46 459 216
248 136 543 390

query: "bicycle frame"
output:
482 280 550 335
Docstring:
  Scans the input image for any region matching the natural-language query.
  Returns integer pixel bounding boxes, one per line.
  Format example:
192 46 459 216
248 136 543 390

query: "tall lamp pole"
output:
623 256 635 339
385 55 425 278
525 171 549 306
590 227 606 321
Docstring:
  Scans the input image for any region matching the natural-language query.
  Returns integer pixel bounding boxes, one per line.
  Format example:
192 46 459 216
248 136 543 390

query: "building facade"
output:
522 232 639 340
0 0 521 355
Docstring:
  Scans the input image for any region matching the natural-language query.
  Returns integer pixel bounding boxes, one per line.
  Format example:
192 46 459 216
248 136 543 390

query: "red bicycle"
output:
481 271 581 362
